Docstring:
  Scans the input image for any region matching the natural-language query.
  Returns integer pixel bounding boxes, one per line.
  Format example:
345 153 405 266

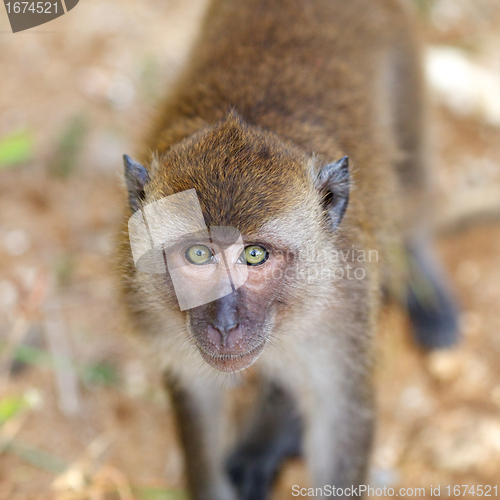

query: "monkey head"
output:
122 112 349 373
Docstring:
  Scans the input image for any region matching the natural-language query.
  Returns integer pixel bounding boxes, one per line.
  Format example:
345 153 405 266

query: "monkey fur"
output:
116 0 460 498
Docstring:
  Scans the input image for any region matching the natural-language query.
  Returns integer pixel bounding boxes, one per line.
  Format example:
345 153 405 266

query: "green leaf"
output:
3 438 67 474
0 395 28 426
11 344 119 388
0 131 34 168
49 116 87 178
12 344 53 369
80 362 120 387
135 486 188 500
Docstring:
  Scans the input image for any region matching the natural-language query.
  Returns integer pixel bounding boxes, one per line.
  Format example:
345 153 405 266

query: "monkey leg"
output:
302 356 374 499
405 240 460 349
164 372 238 500
227 382 302 500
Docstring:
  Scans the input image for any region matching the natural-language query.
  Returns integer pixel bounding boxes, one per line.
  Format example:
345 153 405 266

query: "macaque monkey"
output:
117 0 459 498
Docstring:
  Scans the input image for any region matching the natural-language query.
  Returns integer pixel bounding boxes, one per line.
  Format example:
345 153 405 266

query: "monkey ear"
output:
123 154 150 212
316 156 350 230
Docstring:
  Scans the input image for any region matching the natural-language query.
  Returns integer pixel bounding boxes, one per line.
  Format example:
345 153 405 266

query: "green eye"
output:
186 245 213 265
243 245 268 266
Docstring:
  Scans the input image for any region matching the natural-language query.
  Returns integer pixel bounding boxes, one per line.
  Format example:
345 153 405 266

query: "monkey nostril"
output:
212 321 239 338
209 321 239 349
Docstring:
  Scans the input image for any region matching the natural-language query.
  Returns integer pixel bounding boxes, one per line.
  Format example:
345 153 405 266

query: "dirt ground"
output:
1 0 500 499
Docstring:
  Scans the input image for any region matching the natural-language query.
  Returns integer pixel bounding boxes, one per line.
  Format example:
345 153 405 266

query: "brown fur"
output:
116 0 431 498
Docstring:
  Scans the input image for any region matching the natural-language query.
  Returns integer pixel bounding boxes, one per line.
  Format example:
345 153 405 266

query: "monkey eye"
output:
185 245 214 265
240 245 268 266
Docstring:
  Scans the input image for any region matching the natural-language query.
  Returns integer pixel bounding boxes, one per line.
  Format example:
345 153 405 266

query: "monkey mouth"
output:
196 340 266 373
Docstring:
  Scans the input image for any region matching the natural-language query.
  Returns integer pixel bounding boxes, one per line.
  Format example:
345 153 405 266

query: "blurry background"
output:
0 0 500 498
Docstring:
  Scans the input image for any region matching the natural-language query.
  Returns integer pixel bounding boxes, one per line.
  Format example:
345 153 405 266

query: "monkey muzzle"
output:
189 291 269 373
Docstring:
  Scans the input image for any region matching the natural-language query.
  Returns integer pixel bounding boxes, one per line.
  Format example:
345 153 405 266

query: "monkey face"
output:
122 111 350 373
184 238 294 372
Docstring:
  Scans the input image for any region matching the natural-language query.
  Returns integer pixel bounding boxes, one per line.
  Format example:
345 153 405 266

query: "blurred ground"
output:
0 0 500 499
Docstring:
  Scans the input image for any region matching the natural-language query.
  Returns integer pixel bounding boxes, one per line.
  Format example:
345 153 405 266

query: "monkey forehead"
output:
253 203 324 250
151 112 316 234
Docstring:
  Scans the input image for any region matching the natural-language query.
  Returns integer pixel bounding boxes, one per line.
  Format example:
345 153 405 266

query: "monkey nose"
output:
211 319 238 338
207 322 240 349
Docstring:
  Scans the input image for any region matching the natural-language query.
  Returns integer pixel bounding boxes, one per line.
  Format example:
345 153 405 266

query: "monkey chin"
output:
197 341 266 373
